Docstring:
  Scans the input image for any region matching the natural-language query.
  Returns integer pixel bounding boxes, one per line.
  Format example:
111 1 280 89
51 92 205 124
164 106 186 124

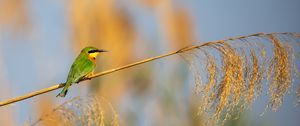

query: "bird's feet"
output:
86 72 94 79
81 72 94 81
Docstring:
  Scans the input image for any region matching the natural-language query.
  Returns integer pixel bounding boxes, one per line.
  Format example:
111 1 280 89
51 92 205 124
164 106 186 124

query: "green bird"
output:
57 46 107 97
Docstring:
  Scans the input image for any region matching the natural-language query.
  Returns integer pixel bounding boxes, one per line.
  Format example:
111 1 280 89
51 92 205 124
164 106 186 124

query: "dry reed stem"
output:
0 51 178 107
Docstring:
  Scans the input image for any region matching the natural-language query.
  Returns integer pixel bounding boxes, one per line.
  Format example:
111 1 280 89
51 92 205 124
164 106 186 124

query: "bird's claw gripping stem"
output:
80 72 94 82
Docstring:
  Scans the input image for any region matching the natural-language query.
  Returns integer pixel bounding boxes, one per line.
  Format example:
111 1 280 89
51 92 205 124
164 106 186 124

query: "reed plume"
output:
179 32 300 124
30 96 119 126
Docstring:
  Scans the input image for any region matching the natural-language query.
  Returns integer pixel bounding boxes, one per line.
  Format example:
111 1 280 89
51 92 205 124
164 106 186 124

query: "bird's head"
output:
82 46 107 61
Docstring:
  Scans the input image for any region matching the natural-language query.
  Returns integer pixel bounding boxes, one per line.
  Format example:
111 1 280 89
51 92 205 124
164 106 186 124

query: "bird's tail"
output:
56 83 70 97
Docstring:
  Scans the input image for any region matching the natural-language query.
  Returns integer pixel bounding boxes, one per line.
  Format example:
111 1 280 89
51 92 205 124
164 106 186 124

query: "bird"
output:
56 46 107 97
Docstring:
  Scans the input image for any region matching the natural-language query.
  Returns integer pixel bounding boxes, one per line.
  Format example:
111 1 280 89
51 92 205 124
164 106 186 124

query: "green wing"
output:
56 53 95 97
66 53 95 84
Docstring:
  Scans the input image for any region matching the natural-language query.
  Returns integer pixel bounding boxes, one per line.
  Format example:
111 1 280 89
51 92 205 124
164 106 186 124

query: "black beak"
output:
97 49 108 52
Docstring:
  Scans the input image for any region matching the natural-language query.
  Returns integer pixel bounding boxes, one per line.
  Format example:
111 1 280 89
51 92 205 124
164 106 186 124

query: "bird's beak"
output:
97 49 108 53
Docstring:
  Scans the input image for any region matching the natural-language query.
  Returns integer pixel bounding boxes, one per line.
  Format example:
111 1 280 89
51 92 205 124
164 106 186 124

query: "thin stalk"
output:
0 50 181 107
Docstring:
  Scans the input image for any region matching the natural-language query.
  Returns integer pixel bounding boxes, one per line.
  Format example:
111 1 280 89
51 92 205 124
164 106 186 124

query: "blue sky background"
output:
0 0 299 125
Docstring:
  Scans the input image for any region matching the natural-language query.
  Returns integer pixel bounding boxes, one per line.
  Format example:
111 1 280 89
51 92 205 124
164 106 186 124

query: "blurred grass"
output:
0 1 29 126
0 0 29 31
30 96 119 126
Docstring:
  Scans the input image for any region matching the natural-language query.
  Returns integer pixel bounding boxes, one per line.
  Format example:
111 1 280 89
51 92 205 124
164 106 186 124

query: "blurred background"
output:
0 0 299 126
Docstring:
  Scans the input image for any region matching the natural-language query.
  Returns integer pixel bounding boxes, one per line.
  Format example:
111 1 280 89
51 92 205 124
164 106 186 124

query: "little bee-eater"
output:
57 46 107 97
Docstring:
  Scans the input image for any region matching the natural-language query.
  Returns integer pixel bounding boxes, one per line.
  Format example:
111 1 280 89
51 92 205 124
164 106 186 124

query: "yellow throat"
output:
88 52 99 61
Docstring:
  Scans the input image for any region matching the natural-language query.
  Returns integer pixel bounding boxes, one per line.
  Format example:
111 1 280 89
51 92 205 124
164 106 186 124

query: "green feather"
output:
57 47 100 97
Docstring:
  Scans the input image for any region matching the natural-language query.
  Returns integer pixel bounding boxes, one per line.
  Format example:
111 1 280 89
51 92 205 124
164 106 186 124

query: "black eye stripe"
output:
88 49 107 53
88 50 99 53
